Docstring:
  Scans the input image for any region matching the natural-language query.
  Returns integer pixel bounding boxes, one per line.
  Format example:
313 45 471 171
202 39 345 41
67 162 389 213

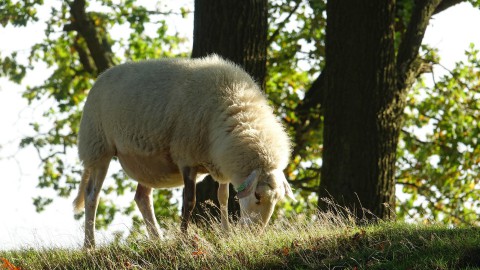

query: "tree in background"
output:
264 0 325 219
398 44 480 225
1 0 190 231
264 0 480 223
318 0 480 220
189 0 268 222
320 0 397 219
1 0 480 233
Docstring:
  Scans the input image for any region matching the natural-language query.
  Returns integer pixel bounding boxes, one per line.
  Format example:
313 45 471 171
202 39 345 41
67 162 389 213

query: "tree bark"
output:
66 0 114 73
191 0 267 88
190 0 268 223
319 0 397 219
319 0 444 220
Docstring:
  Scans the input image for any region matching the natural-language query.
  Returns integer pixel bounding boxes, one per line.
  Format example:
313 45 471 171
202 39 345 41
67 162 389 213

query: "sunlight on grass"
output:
1 204 479 269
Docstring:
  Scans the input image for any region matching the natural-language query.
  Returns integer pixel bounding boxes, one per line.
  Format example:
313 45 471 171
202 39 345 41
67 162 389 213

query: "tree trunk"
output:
319 0 397 220
190 0 268 223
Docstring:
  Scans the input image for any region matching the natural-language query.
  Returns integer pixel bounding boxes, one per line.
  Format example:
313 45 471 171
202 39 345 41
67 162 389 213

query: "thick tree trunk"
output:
190 0 268 223
191 0 267 87
319 0 398 220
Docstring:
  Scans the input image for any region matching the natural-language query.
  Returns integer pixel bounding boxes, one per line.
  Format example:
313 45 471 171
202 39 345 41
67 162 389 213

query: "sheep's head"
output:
236 169 295 227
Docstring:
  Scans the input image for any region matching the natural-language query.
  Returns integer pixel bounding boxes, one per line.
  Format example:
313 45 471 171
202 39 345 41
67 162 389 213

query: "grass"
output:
1 210 480 270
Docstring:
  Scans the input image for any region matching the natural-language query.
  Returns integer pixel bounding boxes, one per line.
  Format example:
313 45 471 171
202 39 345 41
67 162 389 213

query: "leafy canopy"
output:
0 0 479 230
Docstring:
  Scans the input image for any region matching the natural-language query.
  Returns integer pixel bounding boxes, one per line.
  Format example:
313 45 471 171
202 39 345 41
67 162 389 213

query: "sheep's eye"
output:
255 192 261 205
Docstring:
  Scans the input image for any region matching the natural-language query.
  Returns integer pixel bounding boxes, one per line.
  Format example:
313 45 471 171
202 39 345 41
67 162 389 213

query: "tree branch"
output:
433 0 465 15
396 0 442 92
401 129 429 145
66 0 114 73
289 175 319 185
291 185 318 193
424 193 473 225
267 1 302 46
401 128 454 151
396 180 423 189
296 69 325 117
436 62 473 92
73 35 95 74
291 69 325 159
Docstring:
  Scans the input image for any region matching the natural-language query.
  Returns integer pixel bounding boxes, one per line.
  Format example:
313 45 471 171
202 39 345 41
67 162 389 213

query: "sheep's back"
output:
78 56 258 168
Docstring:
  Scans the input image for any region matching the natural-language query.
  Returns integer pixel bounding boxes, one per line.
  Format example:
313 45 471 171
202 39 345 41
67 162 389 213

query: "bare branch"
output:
267 1 302 46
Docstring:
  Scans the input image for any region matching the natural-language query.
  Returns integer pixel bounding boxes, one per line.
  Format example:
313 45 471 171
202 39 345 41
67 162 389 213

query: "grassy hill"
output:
1 211 479 270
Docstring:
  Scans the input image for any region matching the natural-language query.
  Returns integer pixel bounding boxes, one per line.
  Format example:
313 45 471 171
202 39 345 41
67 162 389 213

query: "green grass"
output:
1 212 479 270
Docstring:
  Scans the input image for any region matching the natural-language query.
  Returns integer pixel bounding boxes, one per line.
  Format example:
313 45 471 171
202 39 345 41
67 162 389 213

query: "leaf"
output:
1 258 22 270
6 0 183 229
351 229 366 242
292 239 302 247
398 45 480 226
123 260 134 269
281 246 289 256
192 249 206 256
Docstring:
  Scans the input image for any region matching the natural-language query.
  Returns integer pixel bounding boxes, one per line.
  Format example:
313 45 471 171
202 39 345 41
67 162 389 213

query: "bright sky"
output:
1 2 479 250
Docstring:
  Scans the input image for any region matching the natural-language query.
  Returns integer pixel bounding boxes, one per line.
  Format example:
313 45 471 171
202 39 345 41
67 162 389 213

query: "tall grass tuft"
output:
1 204 479 269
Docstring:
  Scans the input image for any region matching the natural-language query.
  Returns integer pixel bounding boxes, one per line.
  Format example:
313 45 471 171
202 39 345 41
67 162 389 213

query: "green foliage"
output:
394 0 414 49
0 0 43 27
2 0 480 235
32 196 53 212
0 52 27 83
1 0 189 230
266 0 480 226
398 44 480 226
469 0 480 8
267 0 325 197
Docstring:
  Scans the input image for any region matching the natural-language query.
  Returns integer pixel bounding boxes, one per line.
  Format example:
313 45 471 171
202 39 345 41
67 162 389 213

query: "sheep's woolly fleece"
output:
77 55 291 192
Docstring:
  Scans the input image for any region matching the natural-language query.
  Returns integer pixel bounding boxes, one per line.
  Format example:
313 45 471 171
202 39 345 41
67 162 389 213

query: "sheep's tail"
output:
73 168 91 214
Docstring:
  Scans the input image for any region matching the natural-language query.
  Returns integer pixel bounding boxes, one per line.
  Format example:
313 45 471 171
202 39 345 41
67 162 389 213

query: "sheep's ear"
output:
272 170 296 201
283 178 296 202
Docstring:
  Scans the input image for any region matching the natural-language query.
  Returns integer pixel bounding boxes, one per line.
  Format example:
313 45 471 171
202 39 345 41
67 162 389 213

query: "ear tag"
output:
236 170 257 199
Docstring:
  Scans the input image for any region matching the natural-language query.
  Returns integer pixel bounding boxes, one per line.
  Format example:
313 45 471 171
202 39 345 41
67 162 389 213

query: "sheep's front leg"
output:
218 183 230 231
84 163 109 248
181 166 197 232
134 184 161 239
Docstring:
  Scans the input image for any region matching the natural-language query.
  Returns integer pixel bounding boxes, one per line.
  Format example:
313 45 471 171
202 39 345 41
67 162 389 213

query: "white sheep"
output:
73 55 295 248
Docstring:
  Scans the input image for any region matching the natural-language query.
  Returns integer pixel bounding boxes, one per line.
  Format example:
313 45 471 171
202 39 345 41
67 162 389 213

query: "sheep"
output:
73 55 295 248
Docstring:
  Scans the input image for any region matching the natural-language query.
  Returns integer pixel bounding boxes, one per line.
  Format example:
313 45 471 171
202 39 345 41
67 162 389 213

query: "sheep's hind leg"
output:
84 161 110 249
134 184 161 239
181 167 197 232
218 183 230 231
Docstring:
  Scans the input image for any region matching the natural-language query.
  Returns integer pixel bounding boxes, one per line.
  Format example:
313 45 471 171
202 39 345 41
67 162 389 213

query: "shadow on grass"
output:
282 226 480 270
